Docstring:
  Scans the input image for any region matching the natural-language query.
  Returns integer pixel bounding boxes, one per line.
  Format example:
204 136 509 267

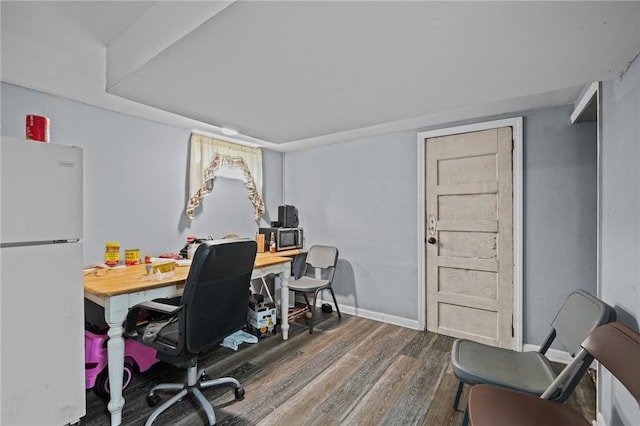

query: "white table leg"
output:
280 265 290 340
104 296 128 426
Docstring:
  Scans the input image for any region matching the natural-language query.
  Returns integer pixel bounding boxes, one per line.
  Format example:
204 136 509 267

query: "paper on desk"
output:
149 258 191 267
83 263 126 274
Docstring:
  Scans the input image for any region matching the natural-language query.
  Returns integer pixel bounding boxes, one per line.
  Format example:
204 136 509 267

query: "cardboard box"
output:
247 302 277 338
255 234 265 253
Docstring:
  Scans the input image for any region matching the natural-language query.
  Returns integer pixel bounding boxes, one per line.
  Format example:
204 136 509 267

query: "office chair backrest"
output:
304 245 338 279
181 239 257 353
582 322 640 405
551 290 616 356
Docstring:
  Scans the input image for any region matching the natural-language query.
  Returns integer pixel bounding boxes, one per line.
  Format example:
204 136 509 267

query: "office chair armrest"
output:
125 300 183 338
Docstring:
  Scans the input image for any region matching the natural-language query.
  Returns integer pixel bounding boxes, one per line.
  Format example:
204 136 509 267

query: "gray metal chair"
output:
287 245 341 333
468 322 640 426
451 290 616 425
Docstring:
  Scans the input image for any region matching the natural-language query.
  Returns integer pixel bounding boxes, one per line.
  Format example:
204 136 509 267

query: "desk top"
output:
84 254 292 298
257 248 303 257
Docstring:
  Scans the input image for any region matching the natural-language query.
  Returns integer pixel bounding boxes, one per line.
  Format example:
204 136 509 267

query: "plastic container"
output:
152 261 175 280
124 249 140 265
255 233 265 253
269 232 276 253
105 242 120 266
25 115 50 143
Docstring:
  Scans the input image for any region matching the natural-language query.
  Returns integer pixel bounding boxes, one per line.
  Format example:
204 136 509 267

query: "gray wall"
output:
284 106 598 344
523 107 597 346
1 83 600 349
600 55 640 425
285 131 420 321
1 83 283 265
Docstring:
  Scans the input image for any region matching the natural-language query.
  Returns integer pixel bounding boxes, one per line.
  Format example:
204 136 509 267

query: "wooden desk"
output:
257 248 303 258
84 254 292 426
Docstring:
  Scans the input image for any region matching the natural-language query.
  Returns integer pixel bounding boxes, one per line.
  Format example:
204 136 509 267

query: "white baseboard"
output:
522 343 598 370
593 412 608 426
522 344 574 364
311 299 421 330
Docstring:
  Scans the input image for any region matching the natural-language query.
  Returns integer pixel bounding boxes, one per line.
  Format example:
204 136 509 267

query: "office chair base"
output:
144 365 243 426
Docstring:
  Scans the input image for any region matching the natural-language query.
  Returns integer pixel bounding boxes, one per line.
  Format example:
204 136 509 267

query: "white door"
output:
426 127 513 348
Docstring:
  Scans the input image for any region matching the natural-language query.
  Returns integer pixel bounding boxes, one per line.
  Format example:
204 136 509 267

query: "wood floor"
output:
82 314 596 426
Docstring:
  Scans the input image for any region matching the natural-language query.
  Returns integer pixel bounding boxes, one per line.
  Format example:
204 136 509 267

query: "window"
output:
186 133 264 220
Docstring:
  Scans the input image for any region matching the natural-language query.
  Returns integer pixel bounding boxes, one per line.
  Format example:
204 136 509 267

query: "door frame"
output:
417 117 524 351
570 81 602 422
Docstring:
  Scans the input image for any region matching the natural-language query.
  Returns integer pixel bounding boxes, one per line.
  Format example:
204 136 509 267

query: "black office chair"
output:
125 239 257 426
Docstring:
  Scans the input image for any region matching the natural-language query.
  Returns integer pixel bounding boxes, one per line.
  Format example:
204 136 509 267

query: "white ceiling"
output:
2 1 639 151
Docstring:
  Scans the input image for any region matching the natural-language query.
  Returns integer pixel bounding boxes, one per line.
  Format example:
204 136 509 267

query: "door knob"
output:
427 237 437 245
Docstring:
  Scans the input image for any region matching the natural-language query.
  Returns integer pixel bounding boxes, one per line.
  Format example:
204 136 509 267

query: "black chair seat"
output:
155 322 179 347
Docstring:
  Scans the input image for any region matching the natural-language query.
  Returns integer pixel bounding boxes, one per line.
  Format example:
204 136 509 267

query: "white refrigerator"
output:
1 137 86 425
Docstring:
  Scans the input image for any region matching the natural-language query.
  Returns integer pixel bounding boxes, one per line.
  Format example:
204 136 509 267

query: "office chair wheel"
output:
199 372 211 382
147 393 162 407
94 362 134 398
235 386 245 400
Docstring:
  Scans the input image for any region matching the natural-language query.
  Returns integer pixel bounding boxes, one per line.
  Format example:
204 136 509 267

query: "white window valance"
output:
186 133 264 220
